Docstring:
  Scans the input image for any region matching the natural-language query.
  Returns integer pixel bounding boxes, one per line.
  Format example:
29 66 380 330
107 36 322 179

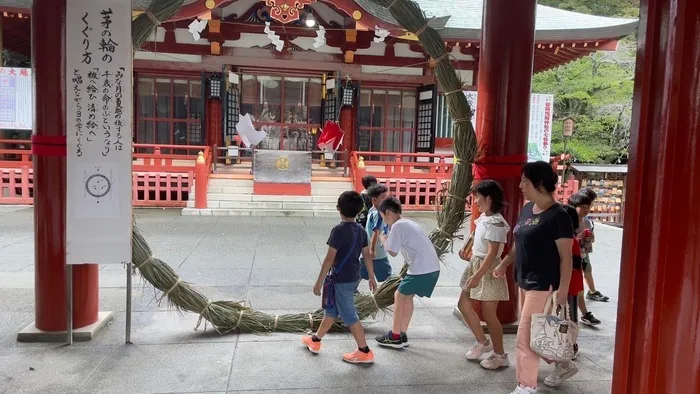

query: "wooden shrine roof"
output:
0 0 638 72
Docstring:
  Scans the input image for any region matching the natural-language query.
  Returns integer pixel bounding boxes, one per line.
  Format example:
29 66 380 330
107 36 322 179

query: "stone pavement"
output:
0 207 622 393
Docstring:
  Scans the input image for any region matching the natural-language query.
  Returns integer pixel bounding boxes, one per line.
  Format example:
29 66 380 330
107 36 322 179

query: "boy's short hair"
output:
362 175 378 189
578 187 597 202
367 184 389 199
379 196 402 215
568 192 593 207
337 190 364 218
563 204 580 228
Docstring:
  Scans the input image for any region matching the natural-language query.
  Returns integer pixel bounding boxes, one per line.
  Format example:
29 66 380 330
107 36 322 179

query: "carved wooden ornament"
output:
264 0 316 23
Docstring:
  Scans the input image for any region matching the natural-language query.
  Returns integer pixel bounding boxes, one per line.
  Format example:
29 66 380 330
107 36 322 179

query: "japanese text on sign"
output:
0 67 33 130
462 91 554 162
66 0 132 265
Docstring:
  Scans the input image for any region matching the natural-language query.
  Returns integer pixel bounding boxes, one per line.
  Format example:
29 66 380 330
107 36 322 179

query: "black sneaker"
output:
375 331 403 349
581 312 601 326
400 332 409 348
586 291 609 302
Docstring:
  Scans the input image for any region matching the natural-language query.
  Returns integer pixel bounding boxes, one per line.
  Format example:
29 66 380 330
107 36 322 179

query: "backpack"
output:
356 192 372 227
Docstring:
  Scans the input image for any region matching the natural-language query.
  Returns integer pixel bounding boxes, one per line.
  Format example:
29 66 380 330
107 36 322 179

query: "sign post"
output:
65 0 133 344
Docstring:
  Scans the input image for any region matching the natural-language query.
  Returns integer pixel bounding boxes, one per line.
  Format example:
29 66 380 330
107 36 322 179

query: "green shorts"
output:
398 271 440 298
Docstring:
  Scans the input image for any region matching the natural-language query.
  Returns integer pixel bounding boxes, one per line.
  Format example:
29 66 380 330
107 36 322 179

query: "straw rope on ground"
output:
129 0 477 334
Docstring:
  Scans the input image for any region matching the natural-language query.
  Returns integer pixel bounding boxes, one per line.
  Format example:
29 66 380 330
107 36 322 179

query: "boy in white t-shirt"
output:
375 197 441 348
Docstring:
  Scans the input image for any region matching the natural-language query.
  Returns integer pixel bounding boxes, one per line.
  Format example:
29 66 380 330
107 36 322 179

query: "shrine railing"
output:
0 140 211 207
350 151 579 211
350 151 454 211
211 146 350 177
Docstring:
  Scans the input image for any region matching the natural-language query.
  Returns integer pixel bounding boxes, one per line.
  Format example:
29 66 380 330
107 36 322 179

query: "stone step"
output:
182 208 339 217
186 194 338 207
207 178 254 187
207 186 255 194
312 181 353 189
205 201 337 210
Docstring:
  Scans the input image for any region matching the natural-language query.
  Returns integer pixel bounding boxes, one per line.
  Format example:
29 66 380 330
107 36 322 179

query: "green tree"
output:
538 0 639 18
533 0 638 163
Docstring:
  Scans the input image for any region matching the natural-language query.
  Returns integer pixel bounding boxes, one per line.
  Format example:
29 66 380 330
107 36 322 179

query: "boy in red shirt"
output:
564 205 584 359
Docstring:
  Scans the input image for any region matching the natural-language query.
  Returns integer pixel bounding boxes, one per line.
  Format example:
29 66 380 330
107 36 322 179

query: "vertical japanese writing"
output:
114 67 125 152
99 8 117 63
101 70 112 156
86 68 99 143
543 101 552 150
81 12 92 64
73 69 84 157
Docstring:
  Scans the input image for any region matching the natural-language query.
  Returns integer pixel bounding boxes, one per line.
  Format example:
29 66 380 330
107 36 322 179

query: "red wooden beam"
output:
168 0 233 22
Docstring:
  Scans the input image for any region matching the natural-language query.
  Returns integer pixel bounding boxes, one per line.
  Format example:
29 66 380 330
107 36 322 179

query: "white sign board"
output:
464 91 554 162
0 67 33 130
66 0 132 265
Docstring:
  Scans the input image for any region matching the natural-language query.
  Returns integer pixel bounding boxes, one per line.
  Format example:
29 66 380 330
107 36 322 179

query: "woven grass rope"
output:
129 0 477 334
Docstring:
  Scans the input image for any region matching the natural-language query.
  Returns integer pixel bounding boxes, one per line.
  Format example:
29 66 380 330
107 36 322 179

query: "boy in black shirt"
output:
302 191 377 364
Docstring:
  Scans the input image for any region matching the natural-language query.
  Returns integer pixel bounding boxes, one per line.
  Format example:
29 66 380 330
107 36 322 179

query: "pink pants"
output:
516 288 552 388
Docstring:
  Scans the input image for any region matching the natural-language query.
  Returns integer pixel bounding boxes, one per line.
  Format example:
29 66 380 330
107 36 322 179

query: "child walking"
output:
563 205 585 360
576 188 609 303
361 184 393 282
457 180 511 370
302 191 378 364
568 192 602 326
356 175 378 228
375 197 441 348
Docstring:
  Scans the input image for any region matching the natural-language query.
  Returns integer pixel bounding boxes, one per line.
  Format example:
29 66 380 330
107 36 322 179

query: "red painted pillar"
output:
32 0 98 331
471 0 537 324
612 0 700 392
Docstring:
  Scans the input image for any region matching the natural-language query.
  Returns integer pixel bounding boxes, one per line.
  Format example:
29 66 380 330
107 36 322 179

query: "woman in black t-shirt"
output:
493 161 576 394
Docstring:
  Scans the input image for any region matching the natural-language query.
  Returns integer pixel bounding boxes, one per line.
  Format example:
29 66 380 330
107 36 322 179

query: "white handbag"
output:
530 295 579 362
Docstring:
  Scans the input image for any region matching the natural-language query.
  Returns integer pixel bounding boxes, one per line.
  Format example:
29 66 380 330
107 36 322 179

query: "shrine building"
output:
1 0 636 154
0 0 637 212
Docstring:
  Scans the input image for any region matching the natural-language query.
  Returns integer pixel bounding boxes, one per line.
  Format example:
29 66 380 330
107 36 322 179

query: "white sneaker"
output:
480 352 509 370
544 361 579 387
510 385 537 394
466 340 493 360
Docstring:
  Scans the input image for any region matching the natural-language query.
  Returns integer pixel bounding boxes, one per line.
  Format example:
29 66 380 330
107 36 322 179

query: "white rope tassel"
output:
135 255 155 270
164 278 181 296
236 310 245 328
195 300 213 332
274 314 279 330
308 314 314 329
371 293 380 311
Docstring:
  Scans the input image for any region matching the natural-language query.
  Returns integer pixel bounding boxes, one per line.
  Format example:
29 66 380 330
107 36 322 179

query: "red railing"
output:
351 151 454 211
350 151 580 211
1 140 211 207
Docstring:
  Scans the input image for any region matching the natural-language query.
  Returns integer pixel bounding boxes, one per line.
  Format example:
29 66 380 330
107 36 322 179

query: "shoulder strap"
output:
333 224 360 274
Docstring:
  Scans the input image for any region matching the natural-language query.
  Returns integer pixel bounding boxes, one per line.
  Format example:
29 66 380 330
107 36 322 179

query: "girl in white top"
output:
457 180 511 370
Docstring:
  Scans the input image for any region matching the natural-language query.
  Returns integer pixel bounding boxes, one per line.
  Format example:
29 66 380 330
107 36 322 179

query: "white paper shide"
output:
66 0 132 265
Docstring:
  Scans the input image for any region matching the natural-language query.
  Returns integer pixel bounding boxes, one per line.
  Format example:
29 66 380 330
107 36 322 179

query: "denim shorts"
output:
324 280 360 326
360 257 392 282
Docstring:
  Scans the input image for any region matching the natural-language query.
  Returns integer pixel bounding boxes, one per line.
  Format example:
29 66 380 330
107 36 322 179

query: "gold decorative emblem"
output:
265 0 316 23
275 156 290 171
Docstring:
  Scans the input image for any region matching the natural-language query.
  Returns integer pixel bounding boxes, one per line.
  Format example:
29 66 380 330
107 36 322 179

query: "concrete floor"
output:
0 206 622 393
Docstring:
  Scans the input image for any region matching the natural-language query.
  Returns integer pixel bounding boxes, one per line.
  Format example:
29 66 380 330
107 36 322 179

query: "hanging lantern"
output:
563 117 575 137
209 74 222 99
341 77 355 107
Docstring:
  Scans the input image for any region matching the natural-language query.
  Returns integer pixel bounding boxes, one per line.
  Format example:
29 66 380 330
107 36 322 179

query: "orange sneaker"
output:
301 335 321 354
342 349 375 364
